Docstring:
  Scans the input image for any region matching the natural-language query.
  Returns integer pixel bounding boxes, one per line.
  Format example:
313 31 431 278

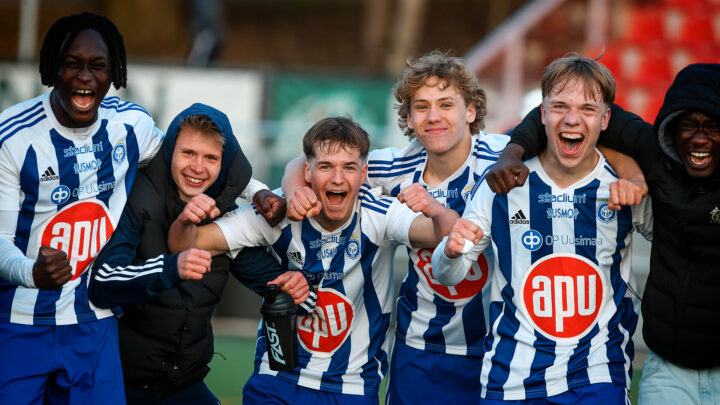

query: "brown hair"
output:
394 50 487 139
302 117 370 162
178 114 225 147
541 53 615 106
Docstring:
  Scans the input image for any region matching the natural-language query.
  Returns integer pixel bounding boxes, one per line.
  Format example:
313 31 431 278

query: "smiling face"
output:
50 29 112 128
407 76 475 158
171 128 224 202
540 78 610 179
673 110 720 178
304 141 367 231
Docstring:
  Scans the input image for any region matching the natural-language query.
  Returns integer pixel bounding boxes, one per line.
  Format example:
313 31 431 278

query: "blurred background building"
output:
1 0 717 345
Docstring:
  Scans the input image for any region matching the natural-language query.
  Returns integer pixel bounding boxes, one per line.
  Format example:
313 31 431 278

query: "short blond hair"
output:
541 53 615 106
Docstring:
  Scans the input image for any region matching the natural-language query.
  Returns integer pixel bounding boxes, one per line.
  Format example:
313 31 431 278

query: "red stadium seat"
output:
623 7 666 44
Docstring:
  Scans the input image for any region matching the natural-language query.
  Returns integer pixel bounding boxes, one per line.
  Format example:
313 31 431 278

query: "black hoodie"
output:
510 63 720 369
89 104 289 395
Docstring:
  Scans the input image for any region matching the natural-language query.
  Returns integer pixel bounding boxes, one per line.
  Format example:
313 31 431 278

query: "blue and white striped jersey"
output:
215 185 418 396
0 93 163 326
366 132 508 356
434 153 653 400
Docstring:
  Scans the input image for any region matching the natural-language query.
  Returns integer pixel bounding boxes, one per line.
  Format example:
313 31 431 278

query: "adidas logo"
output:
509 210 529 224
39 166 59 182
287 251 303 265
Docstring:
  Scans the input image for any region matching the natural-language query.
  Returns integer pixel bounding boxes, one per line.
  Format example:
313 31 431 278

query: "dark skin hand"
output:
485 143 529 194
32 246 72 289
253 189 287 227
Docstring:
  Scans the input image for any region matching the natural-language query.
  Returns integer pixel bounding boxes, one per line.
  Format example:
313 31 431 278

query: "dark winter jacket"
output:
89 103 288 395
509 63 720 369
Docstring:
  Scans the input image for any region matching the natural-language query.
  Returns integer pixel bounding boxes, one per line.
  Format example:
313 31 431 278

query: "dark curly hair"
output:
394 50 487 139
39 12 127 89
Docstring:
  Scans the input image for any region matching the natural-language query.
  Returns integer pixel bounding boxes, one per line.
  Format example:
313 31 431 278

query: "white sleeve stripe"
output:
95 267 164 281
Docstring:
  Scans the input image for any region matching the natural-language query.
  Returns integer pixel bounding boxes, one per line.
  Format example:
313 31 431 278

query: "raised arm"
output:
598 146 648 210
281 156 321 220
398 184 460 248
167 194 230 256
89 204 211 308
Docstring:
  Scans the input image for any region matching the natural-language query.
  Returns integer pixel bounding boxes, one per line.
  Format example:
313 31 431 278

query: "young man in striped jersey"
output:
0 13 164 404
282 52 509 404
168 116 459 403
432 54 652 404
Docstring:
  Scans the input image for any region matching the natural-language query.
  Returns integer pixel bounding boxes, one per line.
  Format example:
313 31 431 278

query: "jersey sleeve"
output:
136 115 165 165
384 199 421 247
88 204 181 308
214 204 276 258
366 143 423 196
632 195 654 242
0 141 34 287
431 182 493 286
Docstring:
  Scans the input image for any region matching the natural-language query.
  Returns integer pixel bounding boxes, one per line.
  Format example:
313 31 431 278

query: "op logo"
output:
297 288 354 354
520 253 606 340
38 199 115 280
50 185 71 205
415 248 489 300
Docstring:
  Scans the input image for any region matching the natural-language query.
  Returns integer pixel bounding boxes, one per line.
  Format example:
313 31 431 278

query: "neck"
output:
423 134 472 185
538 148 599 188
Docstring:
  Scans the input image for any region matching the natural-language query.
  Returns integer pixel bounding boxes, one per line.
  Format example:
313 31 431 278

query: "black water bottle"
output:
261 284 298 371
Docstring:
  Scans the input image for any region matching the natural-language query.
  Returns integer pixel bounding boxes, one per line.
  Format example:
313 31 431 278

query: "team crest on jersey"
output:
112 143 126 164
297 288 354 355
345 239 360 260
415 248 489 300
50 185 71 205
519 253 607 341
597 201 616 223
38 199 115 280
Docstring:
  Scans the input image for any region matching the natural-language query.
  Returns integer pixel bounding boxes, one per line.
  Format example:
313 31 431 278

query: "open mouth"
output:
559 132 584 155
71 89 96 111
688 151 712 168
326 190 348 206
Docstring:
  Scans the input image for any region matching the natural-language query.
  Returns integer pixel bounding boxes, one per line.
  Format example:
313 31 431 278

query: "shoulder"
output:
368 141 425 169
99 96 152 122
358 184 395 216
0 95 49 146
475 132 510 152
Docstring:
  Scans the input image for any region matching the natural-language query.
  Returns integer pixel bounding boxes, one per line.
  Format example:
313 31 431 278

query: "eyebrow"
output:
412 96 458 104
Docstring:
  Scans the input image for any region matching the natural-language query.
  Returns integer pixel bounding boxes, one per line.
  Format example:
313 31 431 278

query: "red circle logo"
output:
520 254 605 340
297 288 354 354
39 200 115 280
415 248 489 300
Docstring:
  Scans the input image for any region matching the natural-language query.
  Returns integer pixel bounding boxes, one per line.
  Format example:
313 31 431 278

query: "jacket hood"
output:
654 63 720 164
161 103 251 200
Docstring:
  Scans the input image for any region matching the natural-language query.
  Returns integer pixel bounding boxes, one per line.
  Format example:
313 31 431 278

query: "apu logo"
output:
597 201 616 224
520 253 606 340
39 199 115 279
264 322 285 365
345 239 360 260
112 143 126 164
415 248 489 300
297 288 354 354
50 185 71 205
521 229 543 251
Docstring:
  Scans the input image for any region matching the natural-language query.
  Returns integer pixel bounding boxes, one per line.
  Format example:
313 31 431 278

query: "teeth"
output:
75 89 93 95
186 176 203 184
328 191 345 194
561 133 582 140
691 152 710 158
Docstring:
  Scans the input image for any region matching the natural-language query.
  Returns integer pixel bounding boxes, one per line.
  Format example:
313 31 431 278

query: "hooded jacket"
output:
89 103 288 394
510 63 720 369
